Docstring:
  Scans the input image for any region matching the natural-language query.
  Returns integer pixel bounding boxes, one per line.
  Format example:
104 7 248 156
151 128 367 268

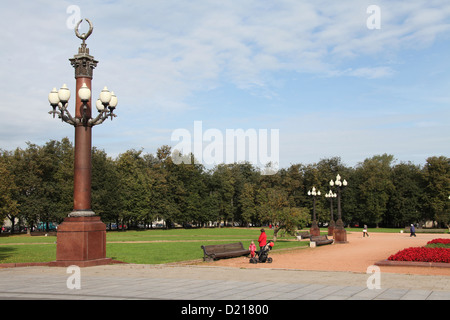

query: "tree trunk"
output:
273 227 280 242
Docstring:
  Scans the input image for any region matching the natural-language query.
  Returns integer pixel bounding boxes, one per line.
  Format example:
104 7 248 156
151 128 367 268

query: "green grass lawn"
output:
0 227 424 265
107 239 308 264
0 233 57 244
0 244 56 264
0 227 307 264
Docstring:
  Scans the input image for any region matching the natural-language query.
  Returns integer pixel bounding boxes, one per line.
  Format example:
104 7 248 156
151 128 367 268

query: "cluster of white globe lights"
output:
308 174 348 197
48 83 117 126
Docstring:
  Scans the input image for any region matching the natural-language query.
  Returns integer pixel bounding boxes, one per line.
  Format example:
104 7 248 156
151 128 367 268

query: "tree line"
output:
0 138 449 233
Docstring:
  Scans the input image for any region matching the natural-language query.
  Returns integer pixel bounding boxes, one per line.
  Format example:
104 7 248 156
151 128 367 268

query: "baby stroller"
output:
250 241 274 264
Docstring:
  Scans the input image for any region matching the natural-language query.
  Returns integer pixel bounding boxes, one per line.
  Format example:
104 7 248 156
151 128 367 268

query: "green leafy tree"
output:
2 139 73 232
239 182 257 227
48 138 74 220
276 207 311 238
92 148 121 225
154 145 184 228
279 164 305 208
115 149 153 228
210 164 236 225
422 156 450 229
257 187 288 231
355 154 395 227
256 187 310 241
387 162 423 227
0 159 19 226
173 155 209 226
8 144 43 232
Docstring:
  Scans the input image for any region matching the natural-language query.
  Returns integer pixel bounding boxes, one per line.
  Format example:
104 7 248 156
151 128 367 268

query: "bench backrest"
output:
202 242 245 254
310 235 328 241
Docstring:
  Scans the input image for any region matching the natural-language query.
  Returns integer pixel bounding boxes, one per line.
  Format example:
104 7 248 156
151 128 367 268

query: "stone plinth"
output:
327 226 335 236
332 219 348 243
333 227 348 243
49 216 112 267
310 222 321 237
327 220 335 236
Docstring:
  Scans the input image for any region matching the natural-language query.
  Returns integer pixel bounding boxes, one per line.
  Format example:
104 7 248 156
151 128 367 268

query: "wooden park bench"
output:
296 231 311 240
310 235 334 247
31 231 57 236
201 242 251 261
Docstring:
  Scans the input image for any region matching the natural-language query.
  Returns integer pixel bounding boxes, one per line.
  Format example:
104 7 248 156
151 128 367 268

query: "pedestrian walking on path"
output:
410 224 416 237
363 225 369 237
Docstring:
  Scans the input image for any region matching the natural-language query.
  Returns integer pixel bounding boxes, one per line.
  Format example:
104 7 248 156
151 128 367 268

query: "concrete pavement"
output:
0 264 449 301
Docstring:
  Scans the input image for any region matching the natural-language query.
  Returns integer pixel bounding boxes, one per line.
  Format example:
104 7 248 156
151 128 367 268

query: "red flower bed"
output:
427 238 450 245
388 247 450 263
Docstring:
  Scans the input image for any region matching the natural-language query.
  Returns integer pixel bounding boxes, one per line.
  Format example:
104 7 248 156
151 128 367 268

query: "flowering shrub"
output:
427 238 450 245
388 247 450 263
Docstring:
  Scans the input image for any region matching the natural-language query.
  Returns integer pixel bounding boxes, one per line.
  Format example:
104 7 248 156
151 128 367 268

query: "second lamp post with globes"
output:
308 187 321 236
325 190 337 236
329 174 348 243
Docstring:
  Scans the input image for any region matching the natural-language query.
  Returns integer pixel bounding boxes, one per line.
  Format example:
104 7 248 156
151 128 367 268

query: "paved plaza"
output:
0 264 449 301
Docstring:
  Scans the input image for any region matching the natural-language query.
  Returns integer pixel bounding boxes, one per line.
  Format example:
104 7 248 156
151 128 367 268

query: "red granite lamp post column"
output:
73 76 94 216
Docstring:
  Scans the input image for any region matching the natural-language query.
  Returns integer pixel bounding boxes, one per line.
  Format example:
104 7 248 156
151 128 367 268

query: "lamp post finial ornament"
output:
75 19 94 44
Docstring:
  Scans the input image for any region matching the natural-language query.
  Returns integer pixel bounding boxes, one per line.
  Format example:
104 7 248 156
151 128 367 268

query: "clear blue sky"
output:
1 0 449 170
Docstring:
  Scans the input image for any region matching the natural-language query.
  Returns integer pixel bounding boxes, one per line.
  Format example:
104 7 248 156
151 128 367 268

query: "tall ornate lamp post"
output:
329 174 348 243
325 190 337 236
308 187 321 236
48 19 118 267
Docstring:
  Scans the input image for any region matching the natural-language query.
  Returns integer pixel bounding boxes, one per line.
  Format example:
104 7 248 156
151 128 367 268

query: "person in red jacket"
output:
258 228 267 252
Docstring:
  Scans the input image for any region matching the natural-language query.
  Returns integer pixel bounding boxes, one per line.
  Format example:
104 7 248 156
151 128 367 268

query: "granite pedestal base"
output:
309 226 321 237
327 226 335 236
333 227 348 243
49 216 112 267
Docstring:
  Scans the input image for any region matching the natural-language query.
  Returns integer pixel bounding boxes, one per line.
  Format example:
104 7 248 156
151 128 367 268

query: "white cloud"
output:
341 66 395 79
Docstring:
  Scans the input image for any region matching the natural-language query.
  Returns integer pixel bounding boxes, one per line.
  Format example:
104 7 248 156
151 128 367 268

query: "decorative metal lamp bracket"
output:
48 19 117 128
